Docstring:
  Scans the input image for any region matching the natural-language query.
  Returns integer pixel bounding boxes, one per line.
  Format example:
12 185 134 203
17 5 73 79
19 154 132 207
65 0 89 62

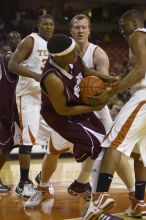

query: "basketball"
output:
80 75 105 104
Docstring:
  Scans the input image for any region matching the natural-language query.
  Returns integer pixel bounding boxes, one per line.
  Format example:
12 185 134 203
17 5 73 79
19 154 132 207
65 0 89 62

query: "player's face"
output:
9 33 21 51
120 19 136 40
38 18 55 41
70 18 90 44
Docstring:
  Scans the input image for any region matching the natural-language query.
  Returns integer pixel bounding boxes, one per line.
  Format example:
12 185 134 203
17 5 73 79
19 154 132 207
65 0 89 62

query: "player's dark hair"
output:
119 9 144 24
38 14 54 24
47 34 72 54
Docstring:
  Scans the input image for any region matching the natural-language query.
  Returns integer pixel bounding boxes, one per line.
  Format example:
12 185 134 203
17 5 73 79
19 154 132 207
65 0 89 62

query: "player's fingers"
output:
107 75 120 83
88 96 99 105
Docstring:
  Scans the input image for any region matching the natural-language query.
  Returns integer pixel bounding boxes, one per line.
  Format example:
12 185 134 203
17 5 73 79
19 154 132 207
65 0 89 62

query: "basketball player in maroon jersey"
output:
0 31 40 193
0 31 21 192
24 34 117 208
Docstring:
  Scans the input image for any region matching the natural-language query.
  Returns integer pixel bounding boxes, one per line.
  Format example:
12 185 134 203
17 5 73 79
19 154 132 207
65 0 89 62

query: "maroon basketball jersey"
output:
40 55 105 161
0 53 19 146
0 54 18 120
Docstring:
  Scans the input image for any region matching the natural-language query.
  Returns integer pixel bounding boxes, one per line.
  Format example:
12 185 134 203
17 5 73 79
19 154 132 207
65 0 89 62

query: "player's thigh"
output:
131 136 146 167
36 115 51 145
103 97 146 157
17 95 41 124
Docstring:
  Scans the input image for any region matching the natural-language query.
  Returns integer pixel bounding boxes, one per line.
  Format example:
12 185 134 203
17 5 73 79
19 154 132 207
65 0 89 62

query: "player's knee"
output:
19 145 32 154
46 150 60 157
104 148 121 163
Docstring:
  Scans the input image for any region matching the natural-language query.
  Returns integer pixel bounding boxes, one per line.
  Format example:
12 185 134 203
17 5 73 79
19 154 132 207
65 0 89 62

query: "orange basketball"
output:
80 75 105 104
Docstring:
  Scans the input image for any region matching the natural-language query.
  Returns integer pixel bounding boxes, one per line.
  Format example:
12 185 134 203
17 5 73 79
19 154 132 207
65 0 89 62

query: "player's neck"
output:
51 57 68 70
50 59 73 79
79 41 89 57
37 33 51 42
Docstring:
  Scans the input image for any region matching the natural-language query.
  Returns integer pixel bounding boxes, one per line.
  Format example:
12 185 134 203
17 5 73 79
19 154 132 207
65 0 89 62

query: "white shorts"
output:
13 121 21 145
36 114 51 146
17 94 51 145
102 89 146 167
94 105 113 133
46 129 74 155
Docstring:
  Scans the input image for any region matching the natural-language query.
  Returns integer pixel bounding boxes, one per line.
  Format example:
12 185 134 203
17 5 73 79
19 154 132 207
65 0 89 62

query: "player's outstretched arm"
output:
83 65 118 83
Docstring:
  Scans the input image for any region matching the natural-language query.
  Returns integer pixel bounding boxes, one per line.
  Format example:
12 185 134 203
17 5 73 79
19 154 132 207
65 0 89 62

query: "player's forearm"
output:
55 104 105 116
111 67 145 96
85 67 104 78
8 62 40 81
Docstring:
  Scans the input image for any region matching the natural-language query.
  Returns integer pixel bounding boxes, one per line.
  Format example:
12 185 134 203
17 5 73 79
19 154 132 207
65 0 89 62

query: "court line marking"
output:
64 218 81 220
64 213 146 220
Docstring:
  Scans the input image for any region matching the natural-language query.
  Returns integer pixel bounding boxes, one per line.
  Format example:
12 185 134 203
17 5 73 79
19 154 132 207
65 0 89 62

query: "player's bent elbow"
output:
55 108 67 116
8 61 14 72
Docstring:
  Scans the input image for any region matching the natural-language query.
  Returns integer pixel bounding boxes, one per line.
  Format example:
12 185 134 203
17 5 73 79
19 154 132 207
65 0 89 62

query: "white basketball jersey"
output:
82 43 97 68
16 33 49 96
82 42 113 132
130 28 146 91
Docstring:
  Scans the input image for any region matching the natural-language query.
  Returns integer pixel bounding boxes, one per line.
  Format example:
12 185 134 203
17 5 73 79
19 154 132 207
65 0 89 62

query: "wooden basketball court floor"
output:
0 157 145 220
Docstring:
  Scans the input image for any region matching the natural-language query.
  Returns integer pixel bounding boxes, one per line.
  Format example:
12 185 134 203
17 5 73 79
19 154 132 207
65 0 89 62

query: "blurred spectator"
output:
117 91 131 103
108 95 120 110
108 90 131 119
110 99 124 120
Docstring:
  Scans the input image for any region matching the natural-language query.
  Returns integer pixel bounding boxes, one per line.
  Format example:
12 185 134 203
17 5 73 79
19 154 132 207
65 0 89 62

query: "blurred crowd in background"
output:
0 0 143 118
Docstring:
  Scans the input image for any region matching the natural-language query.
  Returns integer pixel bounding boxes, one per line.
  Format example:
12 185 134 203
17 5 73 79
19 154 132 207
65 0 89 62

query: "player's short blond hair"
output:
70 14 91 29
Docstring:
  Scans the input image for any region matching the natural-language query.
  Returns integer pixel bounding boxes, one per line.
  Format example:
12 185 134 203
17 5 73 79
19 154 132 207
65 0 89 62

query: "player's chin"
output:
46 32 53 38
77 38 84 42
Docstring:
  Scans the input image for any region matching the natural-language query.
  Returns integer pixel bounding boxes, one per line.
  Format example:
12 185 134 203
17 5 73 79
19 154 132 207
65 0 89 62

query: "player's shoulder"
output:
91 42 107 56
95 45 106 54
94 44 108 61
19 34 35 49
129 30 146 41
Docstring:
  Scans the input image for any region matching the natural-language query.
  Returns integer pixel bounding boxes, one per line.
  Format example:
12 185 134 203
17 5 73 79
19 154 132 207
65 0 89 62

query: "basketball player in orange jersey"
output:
68 14 135 198
8 14 55 198
83 9 146 219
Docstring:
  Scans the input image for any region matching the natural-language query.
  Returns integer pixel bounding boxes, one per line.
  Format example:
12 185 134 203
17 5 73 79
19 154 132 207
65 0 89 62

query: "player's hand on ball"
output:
88 88 111 106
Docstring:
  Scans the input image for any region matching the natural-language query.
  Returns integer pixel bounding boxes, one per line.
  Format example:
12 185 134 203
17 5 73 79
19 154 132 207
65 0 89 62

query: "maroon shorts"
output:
0 118 15 152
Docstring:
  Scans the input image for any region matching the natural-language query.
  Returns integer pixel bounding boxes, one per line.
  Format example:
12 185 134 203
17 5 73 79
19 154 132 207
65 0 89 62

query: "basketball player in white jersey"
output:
8 14 55 198
83 9 146 219
69 14 135 196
